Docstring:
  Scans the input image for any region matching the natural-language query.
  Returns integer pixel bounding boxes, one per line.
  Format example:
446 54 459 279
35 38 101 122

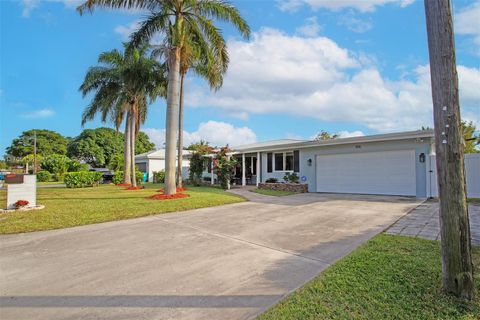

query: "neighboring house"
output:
206 130 439 198
135 149 191 183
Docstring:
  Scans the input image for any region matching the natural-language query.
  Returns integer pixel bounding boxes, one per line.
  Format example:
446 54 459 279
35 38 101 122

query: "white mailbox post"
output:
6 174 37 209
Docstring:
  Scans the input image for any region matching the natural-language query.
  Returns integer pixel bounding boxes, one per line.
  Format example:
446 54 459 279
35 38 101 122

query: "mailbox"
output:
5 174 24 184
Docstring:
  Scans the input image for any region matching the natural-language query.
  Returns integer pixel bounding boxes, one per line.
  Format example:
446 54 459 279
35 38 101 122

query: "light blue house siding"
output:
260 138 433 198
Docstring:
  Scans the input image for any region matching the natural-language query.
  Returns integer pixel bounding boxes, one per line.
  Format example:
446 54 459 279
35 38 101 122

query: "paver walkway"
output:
386 200 480 246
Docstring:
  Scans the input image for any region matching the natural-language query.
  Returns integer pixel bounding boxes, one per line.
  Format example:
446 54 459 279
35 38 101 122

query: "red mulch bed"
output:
156 187 187 193
125 186 143 190
148 193 190 200
116 183 131 187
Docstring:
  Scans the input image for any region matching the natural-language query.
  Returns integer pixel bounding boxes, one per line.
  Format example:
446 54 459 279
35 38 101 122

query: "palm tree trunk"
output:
176 73 185 188
130 107 137 188
164 47 181 195
123 111 132 185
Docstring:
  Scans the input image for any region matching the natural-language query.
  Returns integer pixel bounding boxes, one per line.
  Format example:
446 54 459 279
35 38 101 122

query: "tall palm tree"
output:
78 0 250 195
80 44 166 186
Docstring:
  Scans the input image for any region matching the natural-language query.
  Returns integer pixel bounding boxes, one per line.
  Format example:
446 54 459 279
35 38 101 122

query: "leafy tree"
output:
461 121 479 154
6 129 69 158
77 0 250 195
136 131 156 154
68 128 124 167
314 130 339 141
187 140 213 154
22 154 43 173
0 160 7 170
79 44 166 187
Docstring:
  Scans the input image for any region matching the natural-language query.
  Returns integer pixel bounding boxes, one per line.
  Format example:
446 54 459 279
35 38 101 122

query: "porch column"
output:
256 152 260 186
210 156 214 185
242 153 246 186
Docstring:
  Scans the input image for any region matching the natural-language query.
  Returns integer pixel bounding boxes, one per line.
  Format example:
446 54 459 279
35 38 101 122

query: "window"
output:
252 157 257 175
274 153 284 171
267 153 273 172
285 152 294 171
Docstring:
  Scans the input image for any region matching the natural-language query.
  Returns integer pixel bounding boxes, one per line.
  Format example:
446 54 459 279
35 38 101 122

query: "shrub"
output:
41 154 70 178
265 178 278 183
36 171 52 182
189 153 205 186
283 172 299 183
153 170 165 183
113 171 144 185
64 171 104 188
215 147 236 190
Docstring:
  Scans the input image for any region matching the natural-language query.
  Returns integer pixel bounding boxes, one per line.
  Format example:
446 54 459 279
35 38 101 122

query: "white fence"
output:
427 154 480 198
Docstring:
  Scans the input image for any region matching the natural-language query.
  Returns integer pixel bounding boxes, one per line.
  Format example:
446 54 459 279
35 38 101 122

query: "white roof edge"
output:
232 130 434 153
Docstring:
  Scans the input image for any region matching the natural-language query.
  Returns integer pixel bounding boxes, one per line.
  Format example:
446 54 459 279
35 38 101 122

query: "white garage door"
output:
316 150 416 196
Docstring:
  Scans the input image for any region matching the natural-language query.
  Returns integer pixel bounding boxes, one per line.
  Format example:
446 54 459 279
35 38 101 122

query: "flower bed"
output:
157 187 187 193
258 182 308 193
125 186 144 190
148 193 190 200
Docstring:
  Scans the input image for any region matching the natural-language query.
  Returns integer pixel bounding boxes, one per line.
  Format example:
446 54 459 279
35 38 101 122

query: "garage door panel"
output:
316 150 416 196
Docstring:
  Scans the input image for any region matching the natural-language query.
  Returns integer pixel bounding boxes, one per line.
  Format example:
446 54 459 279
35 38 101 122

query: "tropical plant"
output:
265 178 278 183
283 172 299 184
214 146 236 190
112 170 144 185
188 153 205 186
79 44 166 187
77 0 250 195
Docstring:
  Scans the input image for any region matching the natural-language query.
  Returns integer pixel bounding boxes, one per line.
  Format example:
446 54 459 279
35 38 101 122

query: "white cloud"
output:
144 121 257 149
114 20 141 41
278 0 415 13
187 28 480 133
296 16 322 37
455 1 480 54
338 12 373 33
20 108 56 119
21 0 40 17
337 130 365 138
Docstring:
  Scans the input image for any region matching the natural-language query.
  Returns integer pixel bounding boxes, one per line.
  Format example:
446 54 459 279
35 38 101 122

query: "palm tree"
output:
78 0 250 195
80 44 166 186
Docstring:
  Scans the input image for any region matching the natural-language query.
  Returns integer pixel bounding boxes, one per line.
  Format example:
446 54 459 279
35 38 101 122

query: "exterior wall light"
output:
307 158 312 166
419 153 426 163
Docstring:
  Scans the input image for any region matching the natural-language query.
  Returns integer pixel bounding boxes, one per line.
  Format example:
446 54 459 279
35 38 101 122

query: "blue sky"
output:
1 0 479 154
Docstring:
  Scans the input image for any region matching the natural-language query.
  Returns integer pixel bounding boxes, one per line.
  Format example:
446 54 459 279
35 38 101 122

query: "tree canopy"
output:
314 130 339 141
67 127 155 167
6 129 69 159
462 121 479 154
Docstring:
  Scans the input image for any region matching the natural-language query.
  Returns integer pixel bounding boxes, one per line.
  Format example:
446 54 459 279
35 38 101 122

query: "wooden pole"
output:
424 0 474 299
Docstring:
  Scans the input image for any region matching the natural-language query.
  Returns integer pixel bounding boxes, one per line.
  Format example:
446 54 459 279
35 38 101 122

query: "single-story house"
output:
135 149 191 183
206 129 438 198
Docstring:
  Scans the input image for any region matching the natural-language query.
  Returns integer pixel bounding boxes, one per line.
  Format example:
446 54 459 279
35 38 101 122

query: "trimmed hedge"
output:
36 171 52 182
64 171 104 188
113 171 144 185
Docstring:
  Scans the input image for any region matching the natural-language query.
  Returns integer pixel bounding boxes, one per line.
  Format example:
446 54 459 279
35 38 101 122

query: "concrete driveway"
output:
0 191 422 320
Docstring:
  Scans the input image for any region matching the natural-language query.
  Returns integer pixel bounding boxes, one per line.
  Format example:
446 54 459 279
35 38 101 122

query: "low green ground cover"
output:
258 234 480 320
0 183 244 234
250 188 296 197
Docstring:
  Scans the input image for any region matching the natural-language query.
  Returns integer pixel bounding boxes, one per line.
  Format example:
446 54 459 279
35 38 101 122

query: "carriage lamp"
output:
307 158 312 166
419 153 426 163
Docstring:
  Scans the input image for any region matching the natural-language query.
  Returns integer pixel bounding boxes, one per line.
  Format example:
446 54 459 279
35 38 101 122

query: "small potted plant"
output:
14 200 29 209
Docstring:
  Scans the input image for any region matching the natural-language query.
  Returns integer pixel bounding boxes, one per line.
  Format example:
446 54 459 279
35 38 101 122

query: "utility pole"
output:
33 131 37 174
424 0 474 299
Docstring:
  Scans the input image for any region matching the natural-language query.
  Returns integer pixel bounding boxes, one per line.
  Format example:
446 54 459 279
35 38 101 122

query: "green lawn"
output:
258 234 480 320
0 184 244 234
250 188 296 197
